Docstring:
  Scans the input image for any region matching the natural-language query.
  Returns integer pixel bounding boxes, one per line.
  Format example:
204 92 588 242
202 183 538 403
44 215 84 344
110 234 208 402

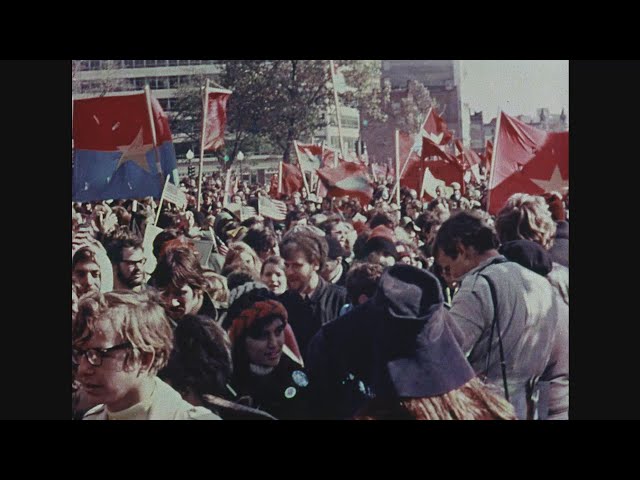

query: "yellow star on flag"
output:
530 165 568 193
116 128 153 173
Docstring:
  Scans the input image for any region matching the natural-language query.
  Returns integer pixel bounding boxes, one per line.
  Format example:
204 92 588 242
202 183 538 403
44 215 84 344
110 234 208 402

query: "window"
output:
178 60 189 66
134 60 145 68
169 76 179 88
168 60 178 66
124 60 134 68
89 60 100 70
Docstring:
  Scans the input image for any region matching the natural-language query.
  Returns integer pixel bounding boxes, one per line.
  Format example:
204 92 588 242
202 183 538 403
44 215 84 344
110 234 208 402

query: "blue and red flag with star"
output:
73 91 179 202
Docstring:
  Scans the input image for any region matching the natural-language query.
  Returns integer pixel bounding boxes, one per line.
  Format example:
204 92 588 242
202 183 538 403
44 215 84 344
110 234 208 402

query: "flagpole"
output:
197 79 210 211
293 140 310 193
278 160 283 197
154 175 170 226
223 167 231 208
209 226 218 253
329 60 345 164
144 85 164 188
486 109 501 213
395 129 401 206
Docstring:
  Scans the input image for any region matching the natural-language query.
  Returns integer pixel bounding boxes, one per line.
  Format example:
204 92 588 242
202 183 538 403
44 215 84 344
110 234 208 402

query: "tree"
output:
220 61 281 167
227 60 388 163
396 80 437 132
339 60 389 124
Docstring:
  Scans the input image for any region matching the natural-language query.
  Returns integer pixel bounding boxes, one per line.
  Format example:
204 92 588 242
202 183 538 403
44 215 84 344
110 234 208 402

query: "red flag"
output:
454 139 482 169
403 159 464 197
281 162 304 197
395 131 422 192
487 111 569 215
316 162 374 205
203 87 232 151
294 142 323 172
420 167 447 201
421 136 458 163
420 107 453 145
74 92 174 149
483 139 494 173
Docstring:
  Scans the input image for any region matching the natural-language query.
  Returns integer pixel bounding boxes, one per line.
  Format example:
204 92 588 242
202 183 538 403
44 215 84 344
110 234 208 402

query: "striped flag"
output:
294 142 323 172
258 196 287 221
163 180 187 209
316 161 374 205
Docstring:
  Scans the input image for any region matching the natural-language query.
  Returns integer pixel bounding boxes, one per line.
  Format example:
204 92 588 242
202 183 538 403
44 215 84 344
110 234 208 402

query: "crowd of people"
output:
72 168 569 420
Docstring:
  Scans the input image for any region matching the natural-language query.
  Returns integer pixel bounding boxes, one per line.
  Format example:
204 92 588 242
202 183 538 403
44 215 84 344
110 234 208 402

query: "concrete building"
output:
72 60 222 111
470 111 485 152
313 104 361 152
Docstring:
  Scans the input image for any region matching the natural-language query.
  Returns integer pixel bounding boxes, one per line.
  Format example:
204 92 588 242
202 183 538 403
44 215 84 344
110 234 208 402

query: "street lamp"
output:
186 149 195 178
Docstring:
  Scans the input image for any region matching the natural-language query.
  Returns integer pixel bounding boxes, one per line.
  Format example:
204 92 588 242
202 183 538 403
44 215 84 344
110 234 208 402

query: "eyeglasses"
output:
72 342 131 367
120 258 146 266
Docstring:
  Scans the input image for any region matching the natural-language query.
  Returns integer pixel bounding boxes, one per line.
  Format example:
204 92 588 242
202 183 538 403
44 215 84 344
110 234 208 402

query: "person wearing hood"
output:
306 263 516 420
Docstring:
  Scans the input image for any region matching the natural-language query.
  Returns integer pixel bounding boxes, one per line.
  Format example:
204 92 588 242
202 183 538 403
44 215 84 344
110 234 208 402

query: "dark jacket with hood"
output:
549 220 569 267
279 276 347 362
306 264 473 419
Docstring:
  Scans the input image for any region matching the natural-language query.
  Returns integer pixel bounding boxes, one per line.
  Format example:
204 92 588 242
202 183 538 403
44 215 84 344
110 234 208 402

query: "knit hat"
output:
228 299 289 344
226 282 302 363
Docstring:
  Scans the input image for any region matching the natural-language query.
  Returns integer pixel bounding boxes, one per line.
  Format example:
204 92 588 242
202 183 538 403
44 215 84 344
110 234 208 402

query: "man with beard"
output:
278 229 347 361
105 232 147 292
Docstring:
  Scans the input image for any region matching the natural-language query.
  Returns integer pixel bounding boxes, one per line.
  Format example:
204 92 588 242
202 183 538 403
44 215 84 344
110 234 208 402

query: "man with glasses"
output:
73 290 220 420
105 231 147 292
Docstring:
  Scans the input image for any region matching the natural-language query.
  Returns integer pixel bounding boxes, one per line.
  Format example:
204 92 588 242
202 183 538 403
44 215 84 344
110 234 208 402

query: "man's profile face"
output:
73 317 144 412
435 246 474 284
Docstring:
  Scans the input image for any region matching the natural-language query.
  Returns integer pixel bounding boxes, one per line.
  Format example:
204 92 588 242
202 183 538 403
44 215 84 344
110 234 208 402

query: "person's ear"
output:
357 294 369 305
137 351 155 376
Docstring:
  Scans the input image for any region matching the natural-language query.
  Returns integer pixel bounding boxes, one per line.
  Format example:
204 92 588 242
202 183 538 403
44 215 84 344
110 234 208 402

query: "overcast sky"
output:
460 60 568 120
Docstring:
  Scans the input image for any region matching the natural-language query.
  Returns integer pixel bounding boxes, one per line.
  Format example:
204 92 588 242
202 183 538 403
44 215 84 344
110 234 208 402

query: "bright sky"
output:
460 60 568 121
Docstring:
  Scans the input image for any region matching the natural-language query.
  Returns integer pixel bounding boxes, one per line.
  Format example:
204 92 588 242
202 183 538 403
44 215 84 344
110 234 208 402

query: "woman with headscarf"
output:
226 284 312 419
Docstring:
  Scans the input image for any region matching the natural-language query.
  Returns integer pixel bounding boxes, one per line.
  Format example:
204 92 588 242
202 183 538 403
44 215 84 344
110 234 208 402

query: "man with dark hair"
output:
368 211 396 230
433 210 566 420
284 210 308 233
105 231 147 291
72 247 102 296
278 230 347 360
321 236 349 286
243 226 279 262
150 246 217 326
344 262 383 307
